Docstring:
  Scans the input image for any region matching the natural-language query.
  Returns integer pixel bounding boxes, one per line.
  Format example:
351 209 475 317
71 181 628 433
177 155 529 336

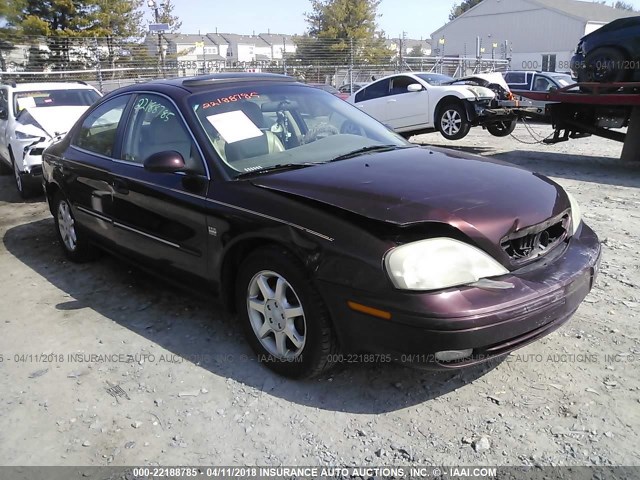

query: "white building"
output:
431 0 636 72
147 33 226 75
258 33 297 61
219 34 272 65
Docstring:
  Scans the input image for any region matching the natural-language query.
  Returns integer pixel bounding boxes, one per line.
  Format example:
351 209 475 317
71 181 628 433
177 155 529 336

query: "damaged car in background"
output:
347 71 522 140
0 81 101 198
42 73 601 379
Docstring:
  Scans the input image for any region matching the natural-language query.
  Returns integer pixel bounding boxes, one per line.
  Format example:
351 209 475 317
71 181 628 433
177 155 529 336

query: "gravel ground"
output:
0 122 639 468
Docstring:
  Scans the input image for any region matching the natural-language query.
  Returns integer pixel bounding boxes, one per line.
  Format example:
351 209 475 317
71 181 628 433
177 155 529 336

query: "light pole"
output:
438 37 445 73
148 0 166 76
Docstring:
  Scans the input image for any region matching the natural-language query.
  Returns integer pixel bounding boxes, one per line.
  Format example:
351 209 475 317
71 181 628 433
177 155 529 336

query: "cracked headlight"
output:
385 238 508 291
15 130 42 141
566 191 582 235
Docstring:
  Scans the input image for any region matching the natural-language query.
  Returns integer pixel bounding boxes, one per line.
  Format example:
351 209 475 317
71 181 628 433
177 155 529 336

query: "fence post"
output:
349 38 353 91
283 38 287 75
94 37 104 93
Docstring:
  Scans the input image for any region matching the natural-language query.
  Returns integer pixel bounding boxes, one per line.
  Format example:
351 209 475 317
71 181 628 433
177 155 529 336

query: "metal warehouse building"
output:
431 0 636 73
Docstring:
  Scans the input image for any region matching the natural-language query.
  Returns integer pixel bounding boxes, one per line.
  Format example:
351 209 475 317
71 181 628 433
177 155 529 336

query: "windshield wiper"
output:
327 144 411 162
235 163 316 179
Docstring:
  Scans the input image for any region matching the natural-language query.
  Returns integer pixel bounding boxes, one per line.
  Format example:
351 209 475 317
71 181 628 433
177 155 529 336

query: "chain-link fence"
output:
0 34 511 93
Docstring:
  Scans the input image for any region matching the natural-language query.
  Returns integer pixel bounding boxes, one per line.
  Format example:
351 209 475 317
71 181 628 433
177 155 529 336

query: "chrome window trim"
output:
70 90 211 180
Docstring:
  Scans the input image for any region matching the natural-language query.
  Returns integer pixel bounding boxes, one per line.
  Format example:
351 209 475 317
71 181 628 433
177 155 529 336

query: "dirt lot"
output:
0 123 639 469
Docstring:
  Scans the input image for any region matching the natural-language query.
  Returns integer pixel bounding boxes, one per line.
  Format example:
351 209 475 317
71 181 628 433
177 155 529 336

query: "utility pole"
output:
148 0 166 77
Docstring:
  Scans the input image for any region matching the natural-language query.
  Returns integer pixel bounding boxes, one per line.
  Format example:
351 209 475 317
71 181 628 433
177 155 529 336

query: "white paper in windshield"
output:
17 96 36 110
206 110 263 144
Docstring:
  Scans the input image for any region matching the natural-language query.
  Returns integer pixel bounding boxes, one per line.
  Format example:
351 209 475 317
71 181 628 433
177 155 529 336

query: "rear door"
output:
65 94 132 241
111 92 210 281
352 78 391 123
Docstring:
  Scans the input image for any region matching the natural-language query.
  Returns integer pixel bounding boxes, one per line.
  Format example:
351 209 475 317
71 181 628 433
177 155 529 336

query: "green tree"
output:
155 0 181 33
86 0 144 75
594 0 635 10
612 1 636 10
408 44 424 57
449 0 484 21
296 0 390 67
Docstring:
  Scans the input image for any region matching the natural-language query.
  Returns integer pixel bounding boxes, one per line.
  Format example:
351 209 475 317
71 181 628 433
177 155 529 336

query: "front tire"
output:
12 151 35 199
53 192 97 262
235 246 338 378
486 119 517 137
436 103 471 140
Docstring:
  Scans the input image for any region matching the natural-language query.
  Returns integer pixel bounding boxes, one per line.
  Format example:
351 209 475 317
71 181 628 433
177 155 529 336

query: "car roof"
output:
143 73 300 94
3 82 97 91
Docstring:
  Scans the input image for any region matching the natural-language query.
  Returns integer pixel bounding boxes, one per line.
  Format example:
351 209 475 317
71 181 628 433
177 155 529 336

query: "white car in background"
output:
0 81 101 198
347 72 519 140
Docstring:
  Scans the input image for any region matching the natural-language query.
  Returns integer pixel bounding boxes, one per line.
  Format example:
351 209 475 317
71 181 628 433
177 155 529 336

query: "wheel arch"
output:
434 95 471 122
219 234 319 314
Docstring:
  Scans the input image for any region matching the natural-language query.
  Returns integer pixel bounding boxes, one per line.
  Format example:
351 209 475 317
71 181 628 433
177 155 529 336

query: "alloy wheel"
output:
57 200 77 252
441 109 462 136
246 270 306 360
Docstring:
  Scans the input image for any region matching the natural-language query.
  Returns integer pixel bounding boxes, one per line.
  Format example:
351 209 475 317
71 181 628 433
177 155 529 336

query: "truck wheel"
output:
236 246 338 379
580 47 627 87
436 103 471 140
487 119 517 137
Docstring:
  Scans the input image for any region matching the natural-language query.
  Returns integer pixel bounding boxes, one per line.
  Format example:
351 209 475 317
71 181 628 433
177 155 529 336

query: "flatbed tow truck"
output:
513 82 640 162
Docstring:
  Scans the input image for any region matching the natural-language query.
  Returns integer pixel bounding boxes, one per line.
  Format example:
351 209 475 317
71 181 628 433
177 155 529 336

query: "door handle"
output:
112 178 129 194
387 99 397 103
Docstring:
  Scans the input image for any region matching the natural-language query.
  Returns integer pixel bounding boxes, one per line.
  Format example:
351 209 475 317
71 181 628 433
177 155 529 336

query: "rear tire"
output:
578 47 628 92
436 103 471 140
235 246 338 379
487 119 517 137
52 191 97 263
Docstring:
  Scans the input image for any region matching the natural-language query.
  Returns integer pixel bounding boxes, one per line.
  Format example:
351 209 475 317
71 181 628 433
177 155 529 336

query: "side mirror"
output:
143 150 185 173
407 83 423 92
0 107 7 120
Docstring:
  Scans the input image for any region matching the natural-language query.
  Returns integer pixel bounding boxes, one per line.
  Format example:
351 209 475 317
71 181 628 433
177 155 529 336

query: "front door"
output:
112 92 210 282
384 75 429 129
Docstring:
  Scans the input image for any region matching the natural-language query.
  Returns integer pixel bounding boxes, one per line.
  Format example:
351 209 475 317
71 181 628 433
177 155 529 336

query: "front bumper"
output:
318 223 601 368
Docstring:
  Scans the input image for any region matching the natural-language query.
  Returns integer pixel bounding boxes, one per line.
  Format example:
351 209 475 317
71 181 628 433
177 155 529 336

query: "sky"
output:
4 0 640 39
169 0 458 39
166 0 640 40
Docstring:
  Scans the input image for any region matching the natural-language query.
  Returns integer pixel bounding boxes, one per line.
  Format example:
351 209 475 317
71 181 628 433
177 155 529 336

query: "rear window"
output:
504 72 527 84
14 89 100 116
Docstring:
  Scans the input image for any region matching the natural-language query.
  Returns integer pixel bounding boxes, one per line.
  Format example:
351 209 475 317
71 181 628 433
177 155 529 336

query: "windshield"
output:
14 89 100 117
310 84 340 94
189 83 410 178
416 73 454 85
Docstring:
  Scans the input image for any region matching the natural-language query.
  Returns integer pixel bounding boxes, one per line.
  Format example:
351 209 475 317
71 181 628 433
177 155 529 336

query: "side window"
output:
121 94 204 175
74 95 129 157
362 79 390 101
389 76 416 96
533 76 553 91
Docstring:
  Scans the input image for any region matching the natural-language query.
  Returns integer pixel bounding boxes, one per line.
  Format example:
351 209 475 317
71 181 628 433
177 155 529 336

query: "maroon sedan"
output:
41 73 600 378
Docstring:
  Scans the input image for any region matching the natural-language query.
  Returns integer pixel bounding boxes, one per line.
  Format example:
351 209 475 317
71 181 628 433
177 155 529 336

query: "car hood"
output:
20 106 89 138
451 72 511 91
251 146 570 264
